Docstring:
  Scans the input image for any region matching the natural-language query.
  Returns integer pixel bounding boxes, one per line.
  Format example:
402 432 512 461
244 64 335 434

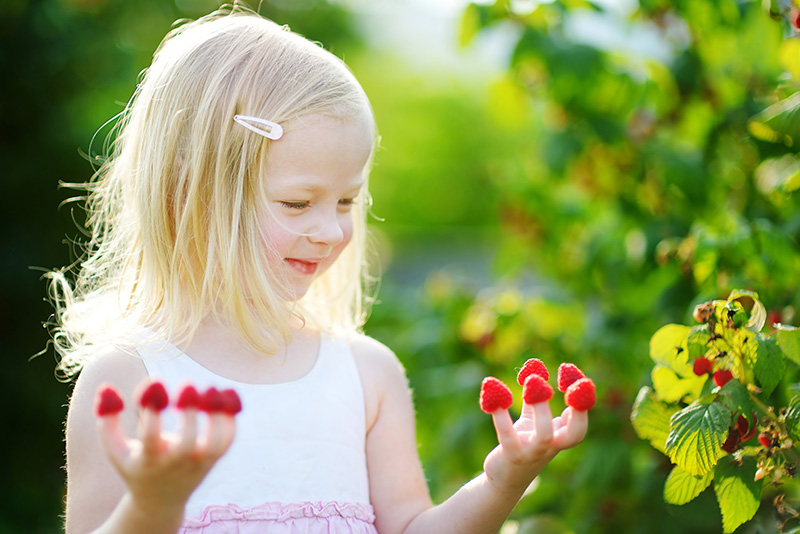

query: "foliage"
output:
633 291 800 532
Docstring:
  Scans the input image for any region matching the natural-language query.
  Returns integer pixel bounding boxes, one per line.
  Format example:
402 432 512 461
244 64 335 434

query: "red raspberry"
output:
176 384 201 410
523 375 553 404
692 358 713 376
737 414 757 442
721 429 739 453
713 369 734 388
479 377 513 413
139 382 169 411
517 358 549 385
199 387 225 412
557 363 585 393
758 433 773 448
95 384 124 416
220 389 243 415
565 378 596 411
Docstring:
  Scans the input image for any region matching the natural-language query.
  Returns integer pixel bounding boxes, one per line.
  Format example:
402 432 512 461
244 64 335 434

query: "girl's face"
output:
261 113 374 300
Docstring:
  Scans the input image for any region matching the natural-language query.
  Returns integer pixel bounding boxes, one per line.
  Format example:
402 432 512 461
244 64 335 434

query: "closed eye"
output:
339 198 356 207
279 201 309 210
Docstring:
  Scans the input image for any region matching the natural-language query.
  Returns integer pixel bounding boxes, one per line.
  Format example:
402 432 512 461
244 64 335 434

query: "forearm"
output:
85 493 184 534
401 463 548 534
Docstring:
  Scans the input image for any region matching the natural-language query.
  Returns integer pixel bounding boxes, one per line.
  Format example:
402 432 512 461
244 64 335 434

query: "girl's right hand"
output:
94 382 237 520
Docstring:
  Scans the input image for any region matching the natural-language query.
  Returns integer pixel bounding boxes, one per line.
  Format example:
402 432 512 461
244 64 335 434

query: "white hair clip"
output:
233 114 284 140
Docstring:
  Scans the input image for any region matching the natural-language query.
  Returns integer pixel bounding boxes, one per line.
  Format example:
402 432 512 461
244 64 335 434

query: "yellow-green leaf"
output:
652 365 705 404
714 456 761 533
664 465 713 505
665 401 730 476
650 324 692 375
630 386 679 454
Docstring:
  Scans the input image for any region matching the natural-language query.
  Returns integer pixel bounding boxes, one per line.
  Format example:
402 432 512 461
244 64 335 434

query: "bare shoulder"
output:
348 333 410 430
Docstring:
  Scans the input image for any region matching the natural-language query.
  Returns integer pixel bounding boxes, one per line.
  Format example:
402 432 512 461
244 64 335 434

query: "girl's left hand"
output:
482 400 588 495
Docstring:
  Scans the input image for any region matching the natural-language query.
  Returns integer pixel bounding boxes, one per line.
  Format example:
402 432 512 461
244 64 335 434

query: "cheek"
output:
260 216 298 258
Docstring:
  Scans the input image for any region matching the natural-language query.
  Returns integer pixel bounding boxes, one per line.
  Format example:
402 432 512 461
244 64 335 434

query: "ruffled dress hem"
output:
180 501 378 534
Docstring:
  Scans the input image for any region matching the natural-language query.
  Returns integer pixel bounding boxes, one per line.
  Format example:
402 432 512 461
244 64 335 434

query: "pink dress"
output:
140 334 378 534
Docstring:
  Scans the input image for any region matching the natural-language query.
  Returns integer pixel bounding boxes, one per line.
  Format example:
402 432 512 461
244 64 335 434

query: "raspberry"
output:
479 377 513 413
95 384 124 416
721 429 739 453
199 387 224 413
557 363 585 393
176 384 201 410
517 358 549 385
758 433 773 448
737 414 757 442
220 389 242 415
713 369 734 388
139 382 169 411
523 375 553 404
565 378 596 411
692 357 713 376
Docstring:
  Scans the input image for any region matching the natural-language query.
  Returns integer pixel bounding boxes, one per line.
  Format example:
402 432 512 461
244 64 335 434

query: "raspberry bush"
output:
632 290 800 533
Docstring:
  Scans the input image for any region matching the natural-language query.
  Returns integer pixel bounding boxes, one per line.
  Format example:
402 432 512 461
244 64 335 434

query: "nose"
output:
308 209 346 246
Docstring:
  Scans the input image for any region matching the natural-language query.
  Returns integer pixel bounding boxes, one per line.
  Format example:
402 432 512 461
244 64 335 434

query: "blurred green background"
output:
4 0 800 532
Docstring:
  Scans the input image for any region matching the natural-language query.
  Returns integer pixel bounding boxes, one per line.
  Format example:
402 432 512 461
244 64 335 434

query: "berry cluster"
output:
479 358 596 413
95 381 243 417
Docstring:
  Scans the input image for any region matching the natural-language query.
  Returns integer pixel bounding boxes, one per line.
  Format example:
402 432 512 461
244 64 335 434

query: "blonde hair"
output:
48 5 377 377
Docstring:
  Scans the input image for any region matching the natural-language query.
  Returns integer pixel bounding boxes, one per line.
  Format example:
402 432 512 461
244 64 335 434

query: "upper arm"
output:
64 347 148 534
351 336 432 534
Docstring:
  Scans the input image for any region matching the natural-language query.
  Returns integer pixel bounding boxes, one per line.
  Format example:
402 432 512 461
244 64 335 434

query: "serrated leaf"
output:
664 464 713 505
751 335 785 397
666 401 731 476
652 365 706 404
631 386 680 454
777 326 800 367
717 379 754 418
651 324 692 374
714 455 761 534
687 325 711 361
786 396 800 443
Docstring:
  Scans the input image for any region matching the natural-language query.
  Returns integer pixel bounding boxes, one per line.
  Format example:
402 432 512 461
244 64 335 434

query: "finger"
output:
139 407 163 457
531 401 554 447
96 413 130 464
175 408 199 457
204 413 233 459
553 407 588 449
491 409 521 453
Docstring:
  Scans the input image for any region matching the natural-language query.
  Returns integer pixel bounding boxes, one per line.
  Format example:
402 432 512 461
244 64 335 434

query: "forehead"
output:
264 113 374 192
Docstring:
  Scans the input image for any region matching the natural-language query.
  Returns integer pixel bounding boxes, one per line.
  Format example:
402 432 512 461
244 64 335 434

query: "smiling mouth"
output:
285 258 319 276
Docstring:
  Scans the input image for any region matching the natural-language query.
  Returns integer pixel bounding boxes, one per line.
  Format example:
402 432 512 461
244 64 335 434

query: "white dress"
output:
139 334 378 534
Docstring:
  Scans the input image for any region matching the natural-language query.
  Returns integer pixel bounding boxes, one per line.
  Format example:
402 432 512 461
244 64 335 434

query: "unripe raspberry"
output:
692 357 713 376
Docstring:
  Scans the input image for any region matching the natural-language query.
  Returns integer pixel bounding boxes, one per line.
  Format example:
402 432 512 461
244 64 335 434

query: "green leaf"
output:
717 379 754 418
458 3 481 48
630 386 680 454
751 334 785 397
652 365 706 404
786 396 800 443
777 325 800 367
713 455 761 534
650 324 692 374
663 464 713 505
748 91 800 147
666 401 731 476
727 289 766 333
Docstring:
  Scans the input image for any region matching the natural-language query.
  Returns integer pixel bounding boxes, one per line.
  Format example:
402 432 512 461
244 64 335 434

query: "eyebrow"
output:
274 180 365 193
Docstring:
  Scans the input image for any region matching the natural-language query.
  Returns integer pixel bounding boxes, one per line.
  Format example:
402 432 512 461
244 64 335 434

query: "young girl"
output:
54 6 589 534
